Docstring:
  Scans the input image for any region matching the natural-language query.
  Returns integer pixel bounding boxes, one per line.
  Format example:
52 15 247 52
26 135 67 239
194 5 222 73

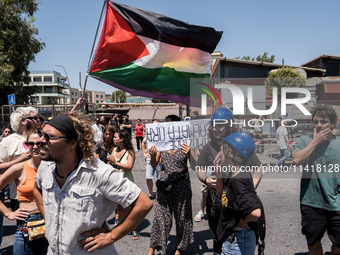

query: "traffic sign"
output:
8 94 15 106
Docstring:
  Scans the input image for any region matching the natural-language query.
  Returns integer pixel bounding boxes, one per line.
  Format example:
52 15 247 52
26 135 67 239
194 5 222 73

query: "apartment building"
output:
26 70 70 105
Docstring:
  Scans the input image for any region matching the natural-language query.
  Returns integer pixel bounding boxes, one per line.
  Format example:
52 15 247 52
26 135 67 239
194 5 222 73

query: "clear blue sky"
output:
29 0 340 96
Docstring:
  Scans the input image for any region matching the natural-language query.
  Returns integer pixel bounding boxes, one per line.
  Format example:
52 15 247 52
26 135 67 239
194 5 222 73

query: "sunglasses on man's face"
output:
25 141 46 148
38 129 68 142
26 116 37 120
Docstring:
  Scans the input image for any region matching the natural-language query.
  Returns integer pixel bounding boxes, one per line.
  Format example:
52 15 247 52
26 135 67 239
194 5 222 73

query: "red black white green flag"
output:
88 0 222 105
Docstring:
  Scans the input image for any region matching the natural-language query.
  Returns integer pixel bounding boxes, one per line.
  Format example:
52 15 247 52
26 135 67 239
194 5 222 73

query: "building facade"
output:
62 87 81 104
26 70 71 105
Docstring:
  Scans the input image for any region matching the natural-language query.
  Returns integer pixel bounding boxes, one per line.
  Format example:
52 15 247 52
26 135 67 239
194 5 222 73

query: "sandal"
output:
132 230 140 240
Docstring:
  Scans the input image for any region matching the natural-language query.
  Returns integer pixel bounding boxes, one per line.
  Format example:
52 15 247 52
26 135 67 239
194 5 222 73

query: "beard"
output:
39 145 58 162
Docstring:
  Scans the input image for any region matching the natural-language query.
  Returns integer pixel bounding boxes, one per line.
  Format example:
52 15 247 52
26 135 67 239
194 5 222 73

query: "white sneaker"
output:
194 211 204 222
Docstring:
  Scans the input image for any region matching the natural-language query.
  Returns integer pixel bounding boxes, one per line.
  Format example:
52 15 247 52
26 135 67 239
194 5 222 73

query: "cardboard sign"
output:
146 120 210 151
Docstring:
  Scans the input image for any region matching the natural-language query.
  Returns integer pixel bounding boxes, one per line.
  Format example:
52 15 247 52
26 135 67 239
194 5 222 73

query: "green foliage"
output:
151 98 170 103
265 67 306 99
0 0 45 106
235 52 275 63
111 90 126 103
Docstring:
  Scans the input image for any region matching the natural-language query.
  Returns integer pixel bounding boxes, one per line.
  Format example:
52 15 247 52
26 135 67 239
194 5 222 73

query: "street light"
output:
55 65 70 108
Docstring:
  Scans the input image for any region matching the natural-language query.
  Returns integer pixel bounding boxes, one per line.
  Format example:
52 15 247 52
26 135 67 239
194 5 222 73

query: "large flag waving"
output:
88 0 222 105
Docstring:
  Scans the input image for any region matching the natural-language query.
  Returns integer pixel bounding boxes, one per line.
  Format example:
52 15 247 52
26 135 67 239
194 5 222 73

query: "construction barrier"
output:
269 140 298 165
253 140 270 167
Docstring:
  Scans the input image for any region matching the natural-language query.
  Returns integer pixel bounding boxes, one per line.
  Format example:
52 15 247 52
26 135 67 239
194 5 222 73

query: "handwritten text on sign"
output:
146 120 210 151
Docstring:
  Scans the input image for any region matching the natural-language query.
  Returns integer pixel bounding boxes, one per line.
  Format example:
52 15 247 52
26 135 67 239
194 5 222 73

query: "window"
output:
72 98 74 102
72 92 74 95
100 95 103 98
44 77 52 82
33 77 42 82
96 95 99 98
75 92 77 96
96 100 99 103
44 86 53 93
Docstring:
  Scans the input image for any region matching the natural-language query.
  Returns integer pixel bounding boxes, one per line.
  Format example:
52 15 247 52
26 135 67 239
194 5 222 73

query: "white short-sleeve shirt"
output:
276 126 288 149
0 133 27 199
36 157 141 255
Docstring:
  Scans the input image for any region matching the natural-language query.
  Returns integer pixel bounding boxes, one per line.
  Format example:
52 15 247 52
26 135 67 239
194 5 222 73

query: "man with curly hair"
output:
293 104 340 255
33 113 153 255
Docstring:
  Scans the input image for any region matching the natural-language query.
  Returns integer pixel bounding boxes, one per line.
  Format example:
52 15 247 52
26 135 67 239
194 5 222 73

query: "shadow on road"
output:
162 229 212 255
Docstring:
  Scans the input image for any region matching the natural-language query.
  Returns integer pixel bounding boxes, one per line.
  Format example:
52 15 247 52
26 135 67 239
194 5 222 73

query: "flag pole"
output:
83 0 107 98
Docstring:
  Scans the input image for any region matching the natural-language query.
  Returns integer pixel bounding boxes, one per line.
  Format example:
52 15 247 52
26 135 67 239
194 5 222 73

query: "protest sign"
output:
146 120 210 151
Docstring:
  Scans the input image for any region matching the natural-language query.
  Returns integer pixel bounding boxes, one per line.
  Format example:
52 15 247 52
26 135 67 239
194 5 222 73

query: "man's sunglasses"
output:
25 141 46 147
38 129 68 142
26 116 37 120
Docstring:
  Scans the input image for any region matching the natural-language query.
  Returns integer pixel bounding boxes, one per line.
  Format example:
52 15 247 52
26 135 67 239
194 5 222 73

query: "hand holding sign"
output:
180 143 190 158
149 145 158 156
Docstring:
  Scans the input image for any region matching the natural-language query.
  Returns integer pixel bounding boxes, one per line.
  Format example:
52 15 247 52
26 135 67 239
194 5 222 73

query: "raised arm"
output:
70 97 85 113
149 145 161 168
0 150 31 174
293 128 330 165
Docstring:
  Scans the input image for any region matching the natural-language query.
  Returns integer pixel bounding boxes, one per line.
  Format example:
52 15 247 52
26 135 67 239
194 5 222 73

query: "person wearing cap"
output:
99 116 107 129
215 132 261 255
33 112 153 255
92 118 103 146
193 108 262 255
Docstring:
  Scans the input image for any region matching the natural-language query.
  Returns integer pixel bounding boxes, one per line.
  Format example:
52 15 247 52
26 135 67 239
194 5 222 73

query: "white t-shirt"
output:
92 124 103 143
276 126 288 149
0 133 27 199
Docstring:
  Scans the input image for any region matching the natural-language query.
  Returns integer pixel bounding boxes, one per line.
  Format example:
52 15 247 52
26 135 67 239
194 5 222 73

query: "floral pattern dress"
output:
149 150 194 254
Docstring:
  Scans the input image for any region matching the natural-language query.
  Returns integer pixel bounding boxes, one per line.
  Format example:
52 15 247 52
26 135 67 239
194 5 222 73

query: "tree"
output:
151 98 170 103
0 0 45 106
265 67 306 99
111 90 126 103
235 51 275 63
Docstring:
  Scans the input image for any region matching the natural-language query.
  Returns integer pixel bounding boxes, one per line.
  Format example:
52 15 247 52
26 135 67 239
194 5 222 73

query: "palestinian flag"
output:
88 0 222 105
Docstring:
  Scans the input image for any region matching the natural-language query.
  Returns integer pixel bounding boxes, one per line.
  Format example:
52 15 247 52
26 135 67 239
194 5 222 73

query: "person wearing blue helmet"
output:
193 108 263 255
215 132 261 255
194 108 235 223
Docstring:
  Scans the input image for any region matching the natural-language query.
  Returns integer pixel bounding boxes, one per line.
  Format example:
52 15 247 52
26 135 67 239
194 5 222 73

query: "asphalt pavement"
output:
0 147 333 255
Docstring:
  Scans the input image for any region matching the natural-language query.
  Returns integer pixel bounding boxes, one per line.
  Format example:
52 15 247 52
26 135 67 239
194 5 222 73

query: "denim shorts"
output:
13 211 48 255
146 162 161 179
222 228 256 255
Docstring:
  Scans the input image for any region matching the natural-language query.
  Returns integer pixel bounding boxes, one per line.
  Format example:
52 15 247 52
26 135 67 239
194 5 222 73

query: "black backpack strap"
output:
256 195 266 255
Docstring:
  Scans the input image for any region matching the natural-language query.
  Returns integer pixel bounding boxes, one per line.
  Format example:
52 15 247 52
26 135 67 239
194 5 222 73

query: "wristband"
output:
203 177 208 185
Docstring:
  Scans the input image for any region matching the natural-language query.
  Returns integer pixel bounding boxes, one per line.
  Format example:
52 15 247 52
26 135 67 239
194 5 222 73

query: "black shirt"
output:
122 119 132 138
110 118 119 130
216 171 260 242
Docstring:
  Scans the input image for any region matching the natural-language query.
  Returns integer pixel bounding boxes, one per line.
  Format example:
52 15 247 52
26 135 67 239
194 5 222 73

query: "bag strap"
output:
117 150 128 163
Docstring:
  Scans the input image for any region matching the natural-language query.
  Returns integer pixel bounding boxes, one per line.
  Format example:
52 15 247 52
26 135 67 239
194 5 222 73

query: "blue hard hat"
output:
220 132 255 162
210 108 234 122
